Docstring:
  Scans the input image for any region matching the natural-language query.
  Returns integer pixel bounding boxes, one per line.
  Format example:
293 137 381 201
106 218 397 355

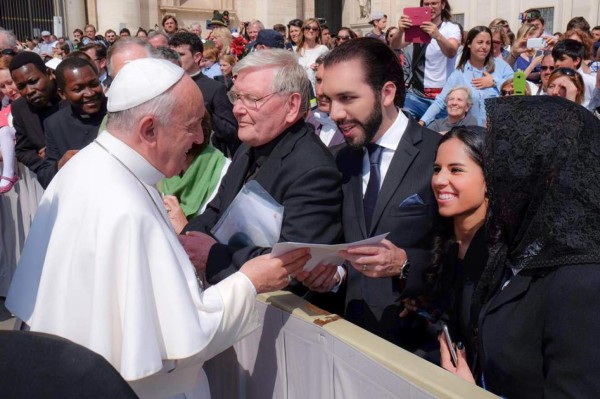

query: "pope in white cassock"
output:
5 58 309 398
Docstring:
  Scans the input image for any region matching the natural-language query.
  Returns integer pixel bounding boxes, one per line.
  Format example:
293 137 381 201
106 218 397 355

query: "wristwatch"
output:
399 258 411 280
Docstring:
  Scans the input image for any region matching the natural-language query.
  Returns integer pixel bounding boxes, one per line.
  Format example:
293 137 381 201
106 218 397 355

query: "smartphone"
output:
442 323 458 367
526 37 545 49
513 70 526 95
404 7 432 44
535 49 544 58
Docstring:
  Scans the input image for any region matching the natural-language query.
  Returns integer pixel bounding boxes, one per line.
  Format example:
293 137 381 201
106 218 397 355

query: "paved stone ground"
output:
0 298 15 330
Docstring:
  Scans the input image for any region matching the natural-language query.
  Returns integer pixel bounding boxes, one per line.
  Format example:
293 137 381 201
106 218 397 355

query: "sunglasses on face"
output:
337 35 351 41
501 90 513 96
303 26 319 32
540 66 555 71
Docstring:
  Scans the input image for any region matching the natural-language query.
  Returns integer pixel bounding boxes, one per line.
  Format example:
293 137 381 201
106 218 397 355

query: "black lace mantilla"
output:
484 96 600 271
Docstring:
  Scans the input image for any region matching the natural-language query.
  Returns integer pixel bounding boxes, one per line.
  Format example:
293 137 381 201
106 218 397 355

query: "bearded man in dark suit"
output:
180 49 342 287
301 38 441 350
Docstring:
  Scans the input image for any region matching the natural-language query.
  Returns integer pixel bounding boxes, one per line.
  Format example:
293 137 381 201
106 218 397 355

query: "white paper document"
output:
211 180 283 248
271 233 389 272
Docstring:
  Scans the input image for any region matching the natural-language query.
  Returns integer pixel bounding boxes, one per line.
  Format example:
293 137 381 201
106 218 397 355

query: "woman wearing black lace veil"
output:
440 96 600 397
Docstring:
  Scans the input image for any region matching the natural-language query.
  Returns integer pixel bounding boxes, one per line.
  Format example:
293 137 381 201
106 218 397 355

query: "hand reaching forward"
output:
240 249 311 294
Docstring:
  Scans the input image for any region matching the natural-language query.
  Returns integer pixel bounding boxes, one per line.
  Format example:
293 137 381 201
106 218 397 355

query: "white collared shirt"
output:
362 109 409 195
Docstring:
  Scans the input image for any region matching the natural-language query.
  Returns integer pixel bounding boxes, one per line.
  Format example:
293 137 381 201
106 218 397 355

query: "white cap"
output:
107 58 184 112
45 58 62 70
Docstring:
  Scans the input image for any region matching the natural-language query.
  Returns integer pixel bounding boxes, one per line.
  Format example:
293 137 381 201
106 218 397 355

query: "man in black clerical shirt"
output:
169 32 240 157
179 49 342 287
36 56 106 188
10 52 62 177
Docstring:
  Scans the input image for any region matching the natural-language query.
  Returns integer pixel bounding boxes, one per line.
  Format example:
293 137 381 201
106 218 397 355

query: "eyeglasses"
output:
501 90 514 96
337 35 351 41
303 26 319 32
492 40 502 45
227 91 280 110
540 66 555 71
1 49 16 56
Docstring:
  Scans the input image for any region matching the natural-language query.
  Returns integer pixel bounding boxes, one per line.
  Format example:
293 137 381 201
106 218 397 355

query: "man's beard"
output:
344 94 382 149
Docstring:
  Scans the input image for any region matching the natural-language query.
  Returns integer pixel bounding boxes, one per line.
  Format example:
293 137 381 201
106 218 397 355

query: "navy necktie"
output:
363 143 383 231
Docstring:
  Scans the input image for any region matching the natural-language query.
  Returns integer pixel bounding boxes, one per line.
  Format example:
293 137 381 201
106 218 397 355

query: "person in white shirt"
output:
296 18 328 94
392 0 461 121
552 39 598 108
6 58 310 399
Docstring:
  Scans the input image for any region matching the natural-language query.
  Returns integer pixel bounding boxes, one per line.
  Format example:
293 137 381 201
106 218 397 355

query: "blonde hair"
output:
211 26 232 55
296 18 322 53
516 23 537 42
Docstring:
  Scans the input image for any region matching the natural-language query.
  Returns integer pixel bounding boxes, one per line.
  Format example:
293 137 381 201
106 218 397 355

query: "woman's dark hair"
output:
287 18 303 44
338 27 358 40
385 27 398 46
162 15 178 29
426 126 487 286
420 0 452 21
457 26 495 74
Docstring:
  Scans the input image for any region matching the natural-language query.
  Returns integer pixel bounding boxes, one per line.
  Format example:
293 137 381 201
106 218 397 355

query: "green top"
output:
157 144 226 218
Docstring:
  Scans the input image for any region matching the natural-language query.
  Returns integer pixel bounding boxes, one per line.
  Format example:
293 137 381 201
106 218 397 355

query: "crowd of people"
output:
1 2 600 398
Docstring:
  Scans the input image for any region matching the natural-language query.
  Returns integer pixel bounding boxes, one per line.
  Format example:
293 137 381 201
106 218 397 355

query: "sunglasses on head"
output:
554 67 577 77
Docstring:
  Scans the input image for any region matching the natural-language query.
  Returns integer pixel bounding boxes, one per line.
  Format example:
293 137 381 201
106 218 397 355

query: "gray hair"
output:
106 37 156 76
107 84 178 132
189 22 202 30
249 20 265 30
233 49 310 114
148 30 169 41
0 28 17 50
446 85 473 106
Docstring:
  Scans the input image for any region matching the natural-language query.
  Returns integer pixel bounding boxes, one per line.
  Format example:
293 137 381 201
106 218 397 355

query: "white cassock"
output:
6 131 260 399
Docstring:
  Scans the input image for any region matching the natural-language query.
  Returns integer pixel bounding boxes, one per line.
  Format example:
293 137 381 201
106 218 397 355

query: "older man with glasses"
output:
180 49 343 293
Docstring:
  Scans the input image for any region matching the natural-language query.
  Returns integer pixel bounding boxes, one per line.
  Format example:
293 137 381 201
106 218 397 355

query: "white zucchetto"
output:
107 58 184 112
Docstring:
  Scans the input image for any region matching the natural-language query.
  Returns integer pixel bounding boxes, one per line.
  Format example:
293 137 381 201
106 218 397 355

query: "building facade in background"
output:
1 1 599 43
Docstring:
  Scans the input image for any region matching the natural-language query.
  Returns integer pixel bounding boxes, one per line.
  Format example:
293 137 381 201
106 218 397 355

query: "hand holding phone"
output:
513 70 526 96
526 37 546 50
442 323 458 367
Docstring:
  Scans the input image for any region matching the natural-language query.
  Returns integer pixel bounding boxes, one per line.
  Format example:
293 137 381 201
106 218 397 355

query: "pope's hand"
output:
163 195 187 234
240 249 311 294
178 231 217 273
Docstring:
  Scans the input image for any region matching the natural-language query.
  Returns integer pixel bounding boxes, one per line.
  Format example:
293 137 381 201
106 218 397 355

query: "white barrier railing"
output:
205 291 497 399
